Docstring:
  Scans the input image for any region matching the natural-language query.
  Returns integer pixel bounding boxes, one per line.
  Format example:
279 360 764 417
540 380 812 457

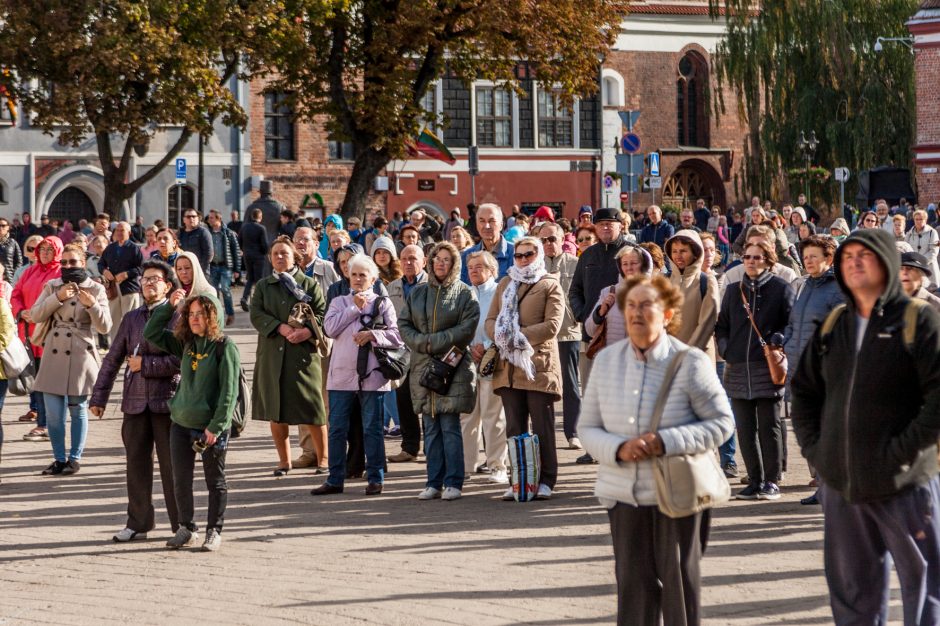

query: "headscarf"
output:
58 221 75 245
319 214 345 260
175 250 215 298
10 236 63 355
493 238 547 381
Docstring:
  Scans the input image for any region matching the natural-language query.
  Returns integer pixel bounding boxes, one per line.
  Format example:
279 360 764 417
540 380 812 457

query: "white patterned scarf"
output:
494 241 548 380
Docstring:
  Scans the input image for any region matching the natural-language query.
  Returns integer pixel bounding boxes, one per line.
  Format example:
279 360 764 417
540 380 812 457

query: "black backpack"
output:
356 296 410 383
214 338 250 438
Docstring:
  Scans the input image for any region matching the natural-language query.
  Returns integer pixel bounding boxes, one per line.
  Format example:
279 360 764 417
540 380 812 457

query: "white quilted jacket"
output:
580 334 734 508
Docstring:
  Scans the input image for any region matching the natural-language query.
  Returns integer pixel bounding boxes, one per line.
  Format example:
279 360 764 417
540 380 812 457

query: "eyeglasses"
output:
742 254 765 261
184 214 199 219
513 251 537 260
26 246 35 253
0 223 9 228
188 311 206 319
141 276 166 284
576 237 594 243
60 259 82 267
540 236 558 244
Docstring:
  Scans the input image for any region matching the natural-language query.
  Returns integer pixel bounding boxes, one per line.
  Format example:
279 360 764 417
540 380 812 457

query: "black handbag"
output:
356 297 410 382
419 356 458 395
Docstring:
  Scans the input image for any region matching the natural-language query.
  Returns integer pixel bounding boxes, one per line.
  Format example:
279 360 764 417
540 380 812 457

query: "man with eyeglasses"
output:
459 203 513 284
177 210 213 272
90 259 182 543
99 221 144 341
540 221 584 451
0 219 23 283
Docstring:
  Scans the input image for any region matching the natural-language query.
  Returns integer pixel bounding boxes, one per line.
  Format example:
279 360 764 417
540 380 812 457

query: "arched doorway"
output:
167 185 196 230
662 159 726 210
404 201 445 220
49 187 96 226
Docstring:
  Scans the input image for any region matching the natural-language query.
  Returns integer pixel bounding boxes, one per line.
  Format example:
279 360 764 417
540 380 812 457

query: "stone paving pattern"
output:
0 313 905 624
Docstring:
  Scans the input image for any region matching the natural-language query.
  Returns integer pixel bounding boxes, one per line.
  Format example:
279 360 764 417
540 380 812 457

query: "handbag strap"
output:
739 281 767 347
648 348 689 434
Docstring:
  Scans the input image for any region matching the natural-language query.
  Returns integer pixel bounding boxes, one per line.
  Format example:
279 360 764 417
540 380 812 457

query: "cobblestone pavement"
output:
0 309 904 625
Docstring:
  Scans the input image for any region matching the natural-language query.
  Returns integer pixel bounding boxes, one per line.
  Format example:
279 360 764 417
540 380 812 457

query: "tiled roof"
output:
630 3 719 15
921 0 940 9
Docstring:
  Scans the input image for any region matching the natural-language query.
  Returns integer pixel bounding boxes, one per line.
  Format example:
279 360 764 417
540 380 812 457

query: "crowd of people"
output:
2 195 939 625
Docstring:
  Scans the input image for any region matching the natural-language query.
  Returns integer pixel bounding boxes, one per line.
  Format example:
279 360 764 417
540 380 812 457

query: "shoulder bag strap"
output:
739 280 767 347
648 348 689 433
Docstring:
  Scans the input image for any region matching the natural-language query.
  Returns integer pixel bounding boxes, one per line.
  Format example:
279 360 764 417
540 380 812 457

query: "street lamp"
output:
797 130 818 202
874 36 914 52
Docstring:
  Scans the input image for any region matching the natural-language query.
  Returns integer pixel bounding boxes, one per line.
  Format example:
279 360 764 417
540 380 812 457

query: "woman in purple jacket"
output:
311 254 404 497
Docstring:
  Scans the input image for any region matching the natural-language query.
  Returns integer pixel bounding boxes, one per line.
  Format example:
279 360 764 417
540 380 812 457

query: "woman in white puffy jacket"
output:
580 274 734 626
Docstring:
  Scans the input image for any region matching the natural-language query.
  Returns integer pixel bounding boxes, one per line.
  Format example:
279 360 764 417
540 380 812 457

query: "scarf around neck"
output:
493 241 547 381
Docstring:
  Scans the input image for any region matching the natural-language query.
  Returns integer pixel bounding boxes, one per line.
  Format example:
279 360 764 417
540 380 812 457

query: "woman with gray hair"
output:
485 236 564 499
312 253 404 496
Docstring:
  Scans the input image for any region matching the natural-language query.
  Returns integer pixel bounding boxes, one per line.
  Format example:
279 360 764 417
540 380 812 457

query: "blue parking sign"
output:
175 158 187 181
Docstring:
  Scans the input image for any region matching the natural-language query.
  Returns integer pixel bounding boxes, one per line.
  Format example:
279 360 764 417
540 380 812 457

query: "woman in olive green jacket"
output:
399 242 479 500
249 236 327 476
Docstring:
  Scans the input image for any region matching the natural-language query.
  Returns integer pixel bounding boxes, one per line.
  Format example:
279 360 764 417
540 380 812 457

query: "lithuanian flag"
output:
407 127 456 166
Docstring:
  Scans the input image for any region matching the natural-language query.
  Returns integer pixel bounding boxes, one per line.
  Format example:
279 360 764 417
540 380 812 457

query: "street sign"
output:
621 133 641 154
175 158 187 185
603 175 614 189
618 110 640 130
648 152 660 177
468 146 479 176
648 176 662 189
834 167 850 182
923 167 938 175
620 192 630 201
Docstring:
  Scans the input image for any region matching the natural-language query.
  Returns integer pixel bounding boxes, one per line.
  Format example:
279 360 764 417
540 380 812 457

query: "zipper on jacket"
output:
429 285 441 419
745 281 753 398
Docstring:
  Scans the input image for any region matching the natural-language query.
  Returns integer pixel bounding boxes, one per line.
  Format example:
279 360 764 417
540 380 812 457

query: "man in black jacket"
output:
238 208 268 311
0 218 23 283
791 228 940 626
568 207 633 464
206 210 241 326
177 210 213 271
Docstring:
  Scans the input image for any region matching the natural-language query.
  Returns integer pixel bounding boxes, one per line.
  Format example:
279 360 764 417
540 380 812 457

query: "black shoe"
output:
735 483 761 500
240 300 249 312
42 461 67 476
758 481 781 500
311 483 343 496
575 453 598 465
365 483 383 495
722 463 738 478
61 460 81 475
800 491 820 505
475 462 490 474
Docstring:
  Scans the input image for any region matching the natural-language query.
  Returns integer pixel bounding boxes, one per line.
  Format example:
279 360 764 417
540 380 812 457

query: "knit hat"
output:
370 236 398 260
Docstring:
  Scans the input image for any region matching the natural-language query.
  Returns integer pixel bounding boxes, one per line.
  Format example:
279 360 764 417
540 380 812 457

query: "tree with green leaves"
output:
709 0 918 210
0 0 285 218
267 0 626 220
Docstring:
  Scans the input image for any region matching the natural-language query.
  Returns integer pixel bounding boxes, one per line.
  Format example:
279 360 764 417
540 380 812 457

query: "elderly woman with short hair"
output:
312 254 404 497
581 274 733 626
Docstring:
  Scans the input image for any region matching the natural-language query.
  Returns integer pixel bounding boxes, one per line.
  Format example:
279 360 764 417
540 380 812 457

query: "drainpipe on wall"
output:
28 152 35 219
234 70 244 218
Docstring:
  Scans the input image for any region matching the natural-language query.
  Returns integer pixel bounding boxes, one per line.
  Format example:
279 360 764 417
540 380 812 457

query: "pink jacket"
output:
11 236 62 358
324 292 404 392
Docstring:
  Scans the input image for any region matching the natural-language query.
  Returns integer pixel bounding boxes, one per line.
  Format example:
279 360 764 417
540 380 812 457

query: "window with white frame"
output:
537 89 573 148
476 87 512 147
0 96 12 123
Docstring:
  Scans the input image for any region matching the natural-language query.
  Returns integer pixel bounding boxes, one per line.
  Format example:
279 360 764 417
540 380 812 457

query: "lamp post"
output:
874 36 914 53
797 130 819 202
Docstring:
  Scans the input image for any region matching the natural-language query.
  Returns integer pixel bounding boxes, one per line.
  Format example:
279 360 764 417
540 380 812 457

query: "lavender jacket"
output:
324 292 404 392
90 303 181 414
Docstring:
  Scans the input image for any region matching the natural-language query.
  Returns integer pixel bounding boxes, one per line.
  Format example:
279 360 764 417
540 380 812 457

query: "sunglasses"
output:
576 237 594 243
540 236 558 244
513 251 537 260
184 214 198 219
742 254 765 261
0 223 9 228
26 246 36 252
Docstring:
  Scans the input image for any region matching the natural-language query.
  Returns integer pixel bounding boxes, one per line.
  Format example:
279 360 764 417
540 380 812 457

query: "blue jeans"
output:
384 389 400 428
208 265 235 316
423 412 464 490
715 361 736 467
44 393 88 462
326 390 385 486
0 379 8 452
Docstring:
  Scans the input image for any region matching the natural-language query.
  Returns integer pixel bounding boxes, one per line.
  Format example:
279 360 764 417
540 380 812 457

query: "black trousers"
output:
730 397 782 484
558 341 581 440
497 388 557 489
241 256 266 303
169 423 228 533
608 503 706 626
345 400 365 476
396 374 422 456
122 409 178 533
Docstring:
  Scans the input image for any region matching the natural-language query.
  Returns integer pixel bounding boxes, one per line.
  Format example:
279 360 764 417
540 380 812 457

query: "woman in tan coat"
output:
485 236 564 500
32 243 112 475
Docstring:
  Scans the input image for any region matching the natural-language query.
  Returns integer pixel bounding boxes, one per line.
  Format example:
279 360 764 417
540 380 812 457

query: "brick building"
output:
910 0 940 202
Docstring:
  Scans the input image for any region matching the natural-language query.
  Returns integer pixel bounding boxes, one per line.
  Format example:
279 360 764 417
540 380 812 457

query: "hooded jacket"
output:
791 228 940 503
783 267 843 380
664 230 720 360
11 235 62 358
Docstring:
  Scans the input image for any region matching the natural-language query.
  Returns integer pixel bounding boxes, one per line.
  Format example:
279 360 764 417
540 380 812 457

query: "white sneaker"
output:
441 487 462 501
112 528 146 543
418 487 441 500
165 527 199 549
536 484 553 500
489 469 509 484
201 529 222 552
568 437 583 450
502 487 515 501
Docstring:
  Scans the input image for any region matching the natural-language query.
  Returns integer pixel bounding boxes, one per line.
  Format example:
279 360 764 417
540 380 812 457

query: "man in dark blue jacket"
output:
792 228 940 626
238 208 269 311
638 205 674 248
99 221 144 341
177 210 213 271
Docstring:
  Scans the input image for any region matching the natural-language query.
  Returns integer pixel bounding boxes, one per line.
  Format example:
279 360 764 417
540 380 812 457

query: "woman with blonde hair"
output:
449 226 474 251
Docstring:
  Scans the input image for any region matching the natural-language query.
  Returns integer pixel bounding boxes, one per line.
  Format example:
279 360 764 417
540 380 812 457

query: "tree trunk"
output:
340 147 389 221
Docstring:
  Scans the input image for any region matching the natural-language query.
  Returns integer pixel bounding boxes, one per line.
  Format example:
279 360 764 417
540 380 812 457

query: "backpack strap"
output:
903 299 927 351
699 273 708 300
820 303 847 340
214 337 228 360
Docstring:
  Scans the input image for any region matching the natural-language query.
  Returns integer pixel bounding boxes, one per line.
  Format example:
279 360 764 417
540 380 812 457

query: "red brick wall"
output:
914 44 940 202
248 76 386 216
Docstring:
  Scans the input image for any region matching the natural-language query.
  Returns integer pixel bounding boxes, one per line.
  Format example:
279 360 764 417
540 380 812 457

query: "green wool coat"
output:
399 263 479 417
249 268 327 425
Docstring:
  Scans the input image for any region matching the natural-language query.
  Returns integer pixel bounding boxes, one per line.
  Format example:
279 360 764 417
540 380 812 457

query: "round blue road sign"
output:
621 133 641 154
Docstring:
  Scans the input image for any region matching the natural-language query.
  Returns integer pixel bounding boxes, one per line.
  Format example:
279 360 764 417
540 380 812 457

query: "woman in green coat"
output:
250 236 327 476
